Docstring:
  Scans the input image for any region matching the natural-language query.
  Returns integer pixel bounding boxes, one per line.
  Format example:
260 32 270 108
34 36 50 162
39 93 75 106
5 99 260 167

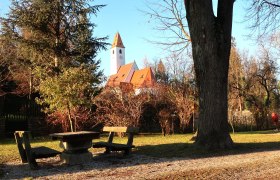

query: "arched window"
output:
119 49 122 54
113 50 114 54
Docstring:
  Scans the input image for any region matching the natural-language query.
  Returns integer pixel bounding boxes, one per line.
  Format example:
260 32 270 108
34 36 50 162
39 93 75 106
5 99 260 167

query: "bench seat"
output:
92 142 135 150
31 146 61 159
14 131 61 169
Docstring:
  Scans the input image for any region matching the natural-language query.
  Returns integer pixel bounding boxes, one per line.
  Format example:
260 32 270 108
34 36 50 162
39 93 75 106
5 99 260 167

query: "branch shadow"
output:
2 141 280 179
136 141 280 159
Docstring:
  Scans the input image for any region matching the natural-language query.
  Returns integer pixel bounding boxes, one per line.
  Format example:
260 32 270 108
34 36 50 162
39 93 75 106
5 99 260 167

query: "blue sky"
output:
0 0 255 77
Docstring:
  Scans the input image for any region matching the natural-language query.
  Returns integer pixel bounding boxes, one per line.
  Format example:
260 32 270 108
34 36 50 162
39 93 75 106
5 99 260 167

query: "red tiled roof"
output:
130 67 155 88
106 63 134 87
106 61 155 89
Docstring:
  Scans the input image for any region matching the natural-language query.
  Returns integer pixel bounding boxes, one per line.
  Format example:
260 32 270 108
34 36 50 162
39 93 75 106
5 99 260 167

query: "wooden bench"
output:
14 131 61 169
92 126 139 155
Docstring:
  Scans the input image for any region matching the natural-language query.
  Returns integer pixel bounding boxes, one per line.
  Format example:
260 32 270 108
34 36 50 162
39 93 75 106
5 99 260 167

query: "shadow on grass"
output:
235 130 280 134
136 141 280 159
0 138 15 145
2 141 280 179
0 136 55 145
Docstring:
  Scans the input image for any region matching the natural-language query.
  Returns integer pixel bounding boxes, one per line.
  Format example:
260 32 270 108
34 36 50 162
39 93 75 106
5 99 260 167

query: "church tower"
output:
110 32 125 75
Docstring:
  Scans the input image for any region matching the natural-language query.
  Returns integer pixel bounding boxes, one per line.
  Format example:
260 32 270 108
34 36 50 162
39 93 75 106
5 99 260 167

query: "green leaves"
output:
1 0 107 131
36 65 101 113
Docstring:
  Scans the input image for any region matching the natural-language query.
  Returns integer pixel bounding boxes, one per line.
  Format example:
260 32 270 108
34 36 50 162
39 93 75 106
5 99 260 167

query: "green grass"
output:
1 130 280 165
1 131 280 179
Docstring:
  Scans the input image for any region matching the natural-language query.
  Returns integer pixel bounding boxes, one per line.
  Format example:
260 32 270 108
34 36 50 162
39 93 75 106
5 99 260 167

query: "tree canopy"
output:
0 0 108 132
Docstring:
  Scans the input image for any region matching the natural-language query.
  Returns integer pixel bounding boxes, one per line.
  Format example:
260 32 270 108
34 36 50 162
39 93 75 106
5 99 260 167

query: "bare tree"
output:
94 88 149 127
158 107 175 136
184 0 235 149
247 0 280 36
155 81 197 133
145 0 279 149
256 45 278 106
165 52 191 83
268 32 280 58
144 0 191 53
237 41 279 130
228 41 245 115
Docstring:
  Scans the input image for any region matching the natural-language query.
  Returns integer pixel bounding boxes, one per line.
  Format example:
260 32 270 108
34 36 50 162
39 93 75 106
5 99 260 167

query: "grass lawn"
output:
1 131 280 179
1 130 280 164
134 130 280 158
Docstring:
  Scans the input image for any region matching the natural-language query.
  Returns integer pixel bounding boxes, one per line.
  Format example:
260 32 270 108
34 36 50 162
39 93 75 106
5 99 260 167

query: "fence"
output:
0 94 46 138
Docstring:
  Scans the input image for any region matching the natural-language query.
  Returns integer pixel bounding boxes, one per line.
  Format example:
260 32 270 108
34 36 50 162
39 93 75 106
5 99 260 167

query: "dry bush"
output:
94 88 149 127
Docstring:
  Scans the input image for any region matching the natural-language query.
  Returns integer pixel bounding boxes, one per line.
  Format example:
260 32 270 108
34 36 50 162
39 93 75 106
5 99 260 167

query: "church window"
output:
119 49 122 54
113 50 114 54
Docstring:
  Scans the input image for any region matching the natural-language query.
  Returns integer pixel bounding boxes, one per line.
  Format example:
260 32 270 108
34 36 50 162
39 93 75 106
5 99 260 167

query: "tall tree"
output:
241 44 278 129
1 0 107 74
147 0 279 148
0 0 107 131
184 0 234 149
228 40 245 114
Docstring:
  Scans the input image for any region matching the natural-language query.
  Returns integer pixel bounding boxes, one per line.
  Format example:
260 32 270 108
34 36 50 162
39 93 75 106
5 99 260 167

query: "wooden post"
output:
127 133 134 146
14 131 27 163
22 132 39 169
107 132 115 143
105 132 115 154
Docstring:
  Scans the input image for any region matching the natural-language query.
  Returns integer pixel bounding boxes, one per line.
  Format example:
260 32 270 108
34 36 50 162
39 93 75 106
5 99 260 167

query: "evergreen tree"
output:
1 0 107 72
0 0 108 131
155 60 169 84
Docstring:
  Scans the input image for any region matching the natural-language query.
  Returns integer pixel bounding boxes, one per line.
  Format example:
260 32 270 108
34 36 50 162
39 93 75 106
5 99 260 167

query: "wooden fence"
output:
0 94 46 138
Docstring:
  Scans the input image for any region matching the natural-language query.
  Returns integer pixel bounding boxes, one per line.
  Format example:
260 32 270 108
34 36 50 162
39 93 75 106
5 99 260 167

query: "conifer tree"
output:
1 0 106 72
0 0 107 131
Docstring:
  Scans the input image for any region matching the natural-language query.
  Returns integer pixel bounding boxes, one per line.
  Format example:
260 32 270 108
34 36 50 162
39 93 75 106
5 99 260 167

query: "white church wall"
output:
110 46 125 75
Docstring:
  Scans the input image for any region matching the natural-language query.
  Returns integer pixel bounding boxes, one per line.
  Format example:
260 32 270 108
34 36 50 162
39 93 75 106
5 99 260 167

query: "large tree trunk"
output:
185 0 234 149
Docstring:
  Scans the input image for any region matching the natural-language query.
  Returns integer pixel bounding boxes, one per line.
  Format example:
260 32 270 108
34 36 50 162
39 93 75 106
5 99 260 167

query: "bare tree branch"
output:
141 0 191 54
246 0 280 37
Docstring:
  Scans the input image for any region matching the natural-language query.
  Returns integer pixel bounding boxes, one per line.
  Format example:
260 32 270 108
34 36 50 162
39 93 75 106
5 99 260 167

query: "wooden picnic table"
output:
50 131 100 165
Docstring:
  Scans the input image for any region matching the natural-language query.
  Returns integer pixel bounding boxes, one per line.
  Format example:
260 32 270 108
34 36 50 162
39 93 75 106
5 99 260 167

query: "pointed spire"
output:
157 60 166 73
112 32 125 48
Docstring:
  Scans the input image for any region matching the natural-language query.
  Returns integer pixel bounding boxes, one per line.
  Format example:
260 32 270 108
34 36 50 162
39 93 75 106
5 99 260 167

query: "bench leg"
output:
26 151 39 170
124 149 131 155
28 158 39 170
104 147 111 154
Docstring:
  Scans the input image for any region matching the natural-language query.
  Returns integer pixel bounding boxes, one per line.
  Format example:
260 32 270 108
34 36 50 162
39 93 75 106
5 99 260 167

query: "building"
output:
106 32 155 93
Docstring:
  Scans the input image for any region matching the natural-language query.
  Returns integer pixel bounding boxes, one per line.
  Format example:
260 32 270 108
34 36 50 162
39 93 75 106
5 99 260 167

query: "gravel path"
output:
2 149 280 179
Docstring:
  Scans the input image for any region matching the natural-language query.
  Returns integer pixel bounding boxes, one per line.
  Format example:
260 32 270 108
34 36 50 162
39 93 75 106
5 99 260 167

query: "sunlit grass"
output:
230 130 280 144
1 131 280 164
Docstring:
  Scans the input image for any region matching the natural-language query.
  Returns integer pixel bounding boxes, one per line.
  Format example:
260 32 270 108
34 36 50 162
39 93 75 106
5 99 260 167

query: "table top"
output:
50 131 100 141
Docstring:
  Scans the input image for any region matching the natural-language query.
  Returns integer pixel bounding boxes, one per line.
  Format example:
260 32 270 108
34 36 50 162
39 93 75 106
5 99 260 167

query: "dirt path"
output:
2 149 280 179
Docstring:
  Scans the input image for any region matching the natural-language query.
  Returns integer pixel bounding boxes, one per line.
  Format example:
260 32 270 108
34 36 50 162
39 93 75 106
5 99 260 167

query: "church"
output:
106 32 156 92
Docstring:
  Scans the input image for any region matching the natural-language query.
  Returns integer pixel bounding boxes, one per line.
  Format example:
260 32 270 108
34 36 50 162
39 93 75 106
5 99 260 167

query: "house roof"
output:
111 32 125 48
130 67 155 88
107 64 156 89
106 62 135 87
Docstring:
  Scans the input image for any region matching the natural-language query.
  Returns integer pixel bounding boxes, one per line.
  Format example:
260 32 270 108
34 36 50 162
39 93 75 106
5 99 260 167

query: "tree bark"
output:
184 0 234 149
67 103 74 132
28 68 33 100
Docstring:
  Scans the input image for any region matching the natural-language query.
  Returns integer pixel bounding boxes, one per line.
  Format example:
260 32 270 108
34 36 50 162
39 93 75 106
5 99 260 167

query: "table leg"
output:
59 140 93 165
